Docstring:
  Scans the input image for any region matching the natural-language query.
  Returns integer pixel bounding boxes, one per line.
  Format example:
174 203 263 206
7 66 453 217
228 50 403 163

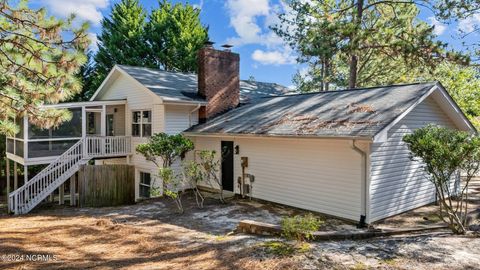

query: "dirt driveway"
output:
1 194 479 270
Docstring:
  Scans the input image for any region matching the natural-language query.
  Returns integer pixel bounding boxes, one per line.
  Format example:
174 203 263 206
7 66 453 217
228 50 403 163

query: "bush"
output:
136 133 194 213
182 161 205 208
403 125 480 234
262 241 296 256
281 213 323 241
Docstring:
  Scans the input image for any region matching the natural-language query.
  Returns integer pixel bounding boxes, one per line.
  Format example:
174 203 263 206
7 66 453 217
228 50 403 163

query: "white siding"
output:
193 136 363 221
165 105 199 135
95 73 164 200
369 97 457 222
95 73 201 200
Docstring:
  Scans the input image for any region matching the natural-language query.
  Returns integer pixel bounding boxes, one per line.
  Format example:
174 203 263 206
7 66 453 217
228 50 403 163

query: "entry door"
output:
106 114 114 136
86 111 101 135
221 141 234 192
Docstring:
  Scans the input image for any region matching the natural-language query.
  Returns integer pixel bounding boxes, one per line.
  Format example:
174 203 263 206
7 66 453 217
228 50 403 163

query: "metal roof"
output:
185 83 437 138
117 65 295 103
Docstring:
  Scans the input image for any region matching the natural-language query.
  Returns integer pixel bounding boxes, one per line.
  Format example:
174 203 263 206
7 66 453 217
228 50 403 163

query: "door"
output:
86 111 101 135
106 114 114 136
221 141 234 192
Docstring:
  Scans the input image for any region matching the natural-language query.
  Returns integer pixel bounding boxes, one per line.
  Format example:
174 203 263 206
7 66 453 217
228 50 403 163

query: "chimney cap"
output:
221 44 233 51
204 40 215 48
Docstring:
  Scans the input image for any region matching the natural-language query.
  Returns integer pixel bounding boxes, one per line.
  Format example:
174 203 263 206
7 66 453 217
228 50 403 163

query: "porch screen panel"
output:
6 138 14 154
27 107 82 158
51 108 82 137
28 108 82 139
15 117 24 139
28 140 78 158
15 140 24 157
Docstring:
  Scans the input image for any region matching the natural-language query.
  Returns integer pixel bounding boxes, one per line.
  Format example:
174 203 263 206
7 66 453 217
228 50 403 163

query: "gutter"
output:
351 140 368 227
183 131 373 141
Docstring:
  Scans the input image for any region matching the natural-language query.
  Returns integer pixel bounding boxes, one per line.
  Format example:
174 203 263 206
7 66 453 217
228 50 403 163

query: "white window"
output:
139 171 151 198
132 110 152 137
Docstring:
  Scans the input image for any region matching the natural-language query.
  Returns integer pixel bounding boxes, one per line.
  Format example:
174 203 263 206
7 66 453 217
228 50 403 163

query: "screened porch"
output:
6 100 127 166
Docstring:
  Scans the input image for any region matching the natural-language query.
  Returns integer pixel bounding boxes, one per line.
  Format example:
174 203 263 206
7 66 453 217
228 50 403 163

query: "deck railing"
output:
8 136 131 214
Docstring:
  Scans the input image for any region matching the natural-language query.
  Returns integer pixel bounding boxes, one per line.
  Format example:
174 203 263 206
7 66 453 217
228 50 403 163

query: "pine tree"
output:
69 50 96 102
274 0 468 91
146 1 209 72
0 0 89 136
84 0 209 99
92 0 152 92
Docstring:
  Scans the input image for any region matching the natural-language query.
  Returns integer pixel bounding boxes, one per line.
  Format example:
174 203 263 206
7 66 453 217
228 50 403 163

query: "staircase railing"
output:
8 136 131 214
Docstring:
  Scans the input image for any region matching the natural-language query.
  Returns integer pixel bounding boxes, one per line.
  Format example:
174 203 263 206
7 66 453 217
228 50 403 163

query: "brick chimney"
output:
197 43 240 122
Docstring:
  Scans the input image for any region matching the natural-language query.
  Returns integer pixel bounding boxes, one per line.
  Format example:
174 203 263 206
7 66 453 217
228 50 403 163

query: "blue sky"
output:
30 0 480 88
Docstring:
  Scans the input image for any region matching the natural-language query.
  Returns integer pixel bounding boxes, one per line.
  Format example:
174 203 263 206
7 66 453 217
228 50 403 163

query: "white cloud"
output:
193 0 204 10
226 0 297 66
88 32 99 51
251 48 295 65
458 14 480 33
225 0 282 47
43 0 109 26
428 16 446 36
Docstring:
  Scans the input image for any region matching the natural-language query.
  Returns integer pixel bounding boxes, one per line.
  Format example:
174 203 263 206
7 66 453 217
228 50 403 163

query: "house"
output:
6 45 476 224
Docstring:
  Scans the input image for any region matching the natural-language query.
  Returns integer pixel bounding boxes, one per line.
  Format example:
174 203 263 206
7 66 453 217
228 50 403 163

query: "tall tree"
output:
92 0 152 93
274 1 468 91
146 1 209 72
0 0 88 136
434 0 480 61
427 63 480 128
85 0 209 99
69 50 95 102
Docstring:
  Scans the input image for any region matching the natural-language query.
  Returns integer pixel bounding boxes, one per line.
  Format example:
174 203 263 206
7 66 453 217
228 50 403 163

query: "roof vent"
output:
221 44 233 52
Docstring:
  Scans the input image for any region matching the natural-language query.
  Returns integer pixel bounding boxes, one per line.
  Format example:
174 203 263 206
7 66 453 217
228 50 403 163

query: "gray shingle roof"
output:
185 83 437 138
117 65 294 103
239 80 295 102
117 65 202 102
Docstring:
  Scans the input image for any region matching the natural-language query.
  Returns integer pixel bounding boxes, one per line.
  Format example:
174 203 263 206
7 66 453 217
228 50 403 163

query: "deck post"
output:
23 115 28 161
59 183 64 205
24 165 28 183
6 158 10 212
13 161 18 190
82 106 87 138
70 174 76 206
101 105 106 136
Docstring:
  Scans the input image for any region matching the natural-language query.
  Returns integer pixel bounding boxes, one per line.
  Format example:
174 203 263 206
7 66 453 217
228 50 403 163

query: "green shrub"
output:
281 213 323 241
262 241 296 256
403 124 480 234
261 241 311 256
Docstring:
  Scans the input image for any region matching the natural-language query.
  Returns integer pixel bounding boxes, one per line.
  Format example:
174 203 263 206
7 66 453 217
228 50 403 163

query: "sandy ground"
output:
0 192 479 270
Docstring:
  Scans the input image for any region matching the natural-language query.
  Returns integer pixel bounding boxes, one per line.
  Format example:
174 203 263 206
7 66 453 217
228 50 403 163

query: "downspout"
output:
351 140 368 228
188 104 201 127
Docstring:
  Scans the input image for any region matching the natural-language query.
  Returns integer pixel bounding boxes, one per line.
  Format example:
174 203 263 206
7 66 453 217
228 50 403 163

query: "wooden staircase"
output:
8 136 131 214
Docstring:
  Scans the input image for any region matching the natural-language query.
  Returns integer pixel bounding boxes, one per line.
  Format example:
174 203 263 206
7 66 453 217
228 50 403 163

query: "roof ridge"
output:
118 64 292 88
117 64 197 77
259 81 437 99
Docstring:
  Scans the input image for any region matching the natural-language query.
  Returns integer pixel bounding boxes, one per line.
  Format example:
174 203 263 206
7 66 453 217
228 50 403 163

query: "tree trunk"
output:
325 58 330 91
349 55 358 88
349 0 364 89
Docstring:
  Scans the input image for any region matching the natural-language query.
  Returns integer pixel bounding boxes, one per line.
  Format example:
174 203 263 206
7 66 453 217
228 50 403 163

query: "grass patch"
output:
350 261 368 270
281 213 323 241
381 258 397 266
261 241 311 256
423 213 442 222
214 235 229 241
